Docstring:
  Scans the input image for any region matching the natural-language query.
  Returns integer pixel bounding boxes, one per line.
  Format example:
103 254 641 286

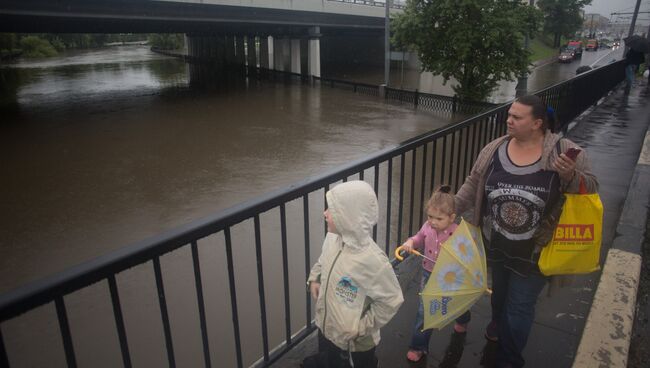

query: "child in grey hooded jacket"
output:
307 180 404 368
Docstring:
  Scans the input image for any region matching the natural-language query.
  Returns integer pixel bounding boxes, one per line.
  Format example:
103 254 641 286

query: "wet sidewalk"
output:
274 79 650 368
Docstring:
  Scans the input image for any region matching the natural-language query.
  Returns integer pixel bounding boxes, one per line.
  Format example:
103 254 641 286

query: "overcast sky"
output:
584 0 649 17
584 0 650 26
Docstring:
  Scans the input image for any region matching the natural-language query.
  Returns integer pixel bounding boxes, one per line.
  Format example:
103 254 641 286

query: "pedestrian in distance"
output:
306 180 404 368
455 95 598 367
624 48 645 86
399 185 471 362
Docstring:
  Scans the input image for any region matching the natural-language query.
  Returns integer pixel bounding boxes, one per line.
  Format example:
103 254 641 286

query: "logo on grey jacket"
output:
335 276 359 306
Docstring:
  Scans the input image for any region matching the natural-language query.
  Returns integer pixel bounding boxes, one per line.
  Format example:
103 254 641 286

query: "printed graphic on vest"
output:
335 276 359 306
429 296 452 316
488 187 545 240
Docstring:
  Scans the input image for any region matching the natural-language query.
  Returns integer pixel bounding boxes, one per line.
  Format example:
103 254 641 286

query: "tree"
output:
19 36 57 58
537 0 592 47
148 34 185 50
392 0 540 101
0 33 18 52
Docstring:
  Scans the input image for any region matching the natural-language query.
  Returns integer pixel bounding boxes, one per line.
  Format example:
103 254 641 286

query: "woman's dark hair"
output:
514 94 550 131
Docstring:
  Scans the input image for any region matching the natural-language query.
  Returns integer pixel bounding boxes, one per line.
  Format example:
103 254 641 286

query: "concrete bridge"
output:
0 0 404 77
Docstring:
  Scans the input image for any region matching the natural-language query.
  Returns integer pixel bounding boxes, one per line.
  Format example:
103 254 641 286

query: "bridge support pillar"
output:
273 37 281 71
215 35 226 68
273 37 291 72
225 35 236 65
208 36 218 60
186 35 193 60
247 36 257 68
261 36 273 70
235 36 246 66
308 27 321 78
291 39 301 74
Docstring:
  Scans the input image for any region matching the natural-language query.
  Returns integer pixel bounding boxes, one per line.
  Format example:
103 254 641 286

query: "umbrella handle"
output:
394 245 427 261
394 245 407 261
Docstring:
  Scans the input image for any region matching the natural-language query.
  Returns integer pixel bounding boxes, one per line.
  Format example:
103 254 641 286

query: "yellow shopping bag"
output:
538 193 603 276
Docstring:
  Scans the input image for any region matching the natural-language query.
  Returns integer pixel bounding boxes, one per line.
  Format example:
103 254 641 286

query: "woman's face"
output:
507 102 543 139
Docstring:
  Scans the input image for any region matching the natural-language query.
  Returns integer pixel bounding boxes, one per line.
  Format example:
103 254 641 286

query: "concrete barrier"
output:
573 130 650 367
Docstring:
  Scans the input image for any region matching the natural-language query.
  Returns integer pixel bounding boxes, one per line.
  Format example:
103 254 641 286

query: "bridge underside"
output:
1 0 387 81
0 0 384 35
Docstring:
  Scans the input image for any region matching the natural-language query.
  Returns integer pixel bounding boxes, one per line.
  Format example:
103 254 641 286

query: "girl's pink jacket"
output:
409 223 458 272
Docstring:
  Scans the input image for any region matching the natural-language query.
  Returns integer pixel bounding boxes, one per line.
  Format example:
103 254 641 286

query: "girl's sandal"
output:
406 349 425 362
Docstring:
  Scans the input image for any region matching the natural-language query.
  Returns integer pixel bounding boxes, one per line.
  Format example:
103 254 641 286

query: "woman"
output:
455 95 598 368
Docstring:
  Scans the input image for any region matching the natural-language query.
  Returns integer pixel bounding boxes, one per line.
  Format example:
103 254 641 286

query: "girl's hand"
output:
553 153 577 182
401 239 415 253
309 281 321 300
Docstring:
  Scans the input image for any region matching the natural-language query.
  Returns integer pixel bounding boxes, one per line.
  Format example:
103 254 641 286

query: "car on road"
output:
558 49 575 63
567 40 583 58
586 39 599 51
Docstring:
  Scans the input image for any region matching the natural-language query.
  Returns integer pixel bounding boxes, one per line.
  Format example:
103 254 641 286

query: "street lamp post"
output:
384 0 391 86
515 0 535 97
627 0 643 40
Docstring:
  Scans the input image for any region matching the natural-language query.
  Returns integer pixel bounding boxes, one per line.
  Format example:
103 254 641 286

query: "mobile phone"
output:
565 147 582 160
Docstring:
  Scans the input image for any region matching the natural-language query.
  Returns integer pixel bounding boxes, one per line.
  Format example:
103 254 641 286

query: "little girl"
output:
400 185 471 362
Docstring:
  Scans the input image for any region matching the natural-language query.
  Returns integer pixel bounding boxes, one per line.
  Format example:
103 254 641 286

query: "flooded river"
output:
0 45 458 294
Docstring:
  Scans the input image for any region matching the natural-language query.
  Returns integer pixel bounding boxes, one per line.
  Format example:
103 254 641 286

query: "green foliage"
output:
0 33 18 52
529 38 557 62
19 36 57 58
148 34 184 51
105 33 149 43
537 0 592 47
45 34 107 49
1 33 150 60
392 0 541 101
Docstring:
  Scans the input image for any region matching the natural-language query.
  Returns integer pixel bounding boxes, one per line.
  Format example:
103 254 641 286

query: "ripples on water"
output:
0 45 456 293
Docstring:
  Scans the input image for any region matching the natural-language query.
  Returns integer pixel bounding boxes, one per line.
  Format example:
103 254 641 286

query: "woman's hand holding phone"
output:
553 147 580 182
565 147 582 161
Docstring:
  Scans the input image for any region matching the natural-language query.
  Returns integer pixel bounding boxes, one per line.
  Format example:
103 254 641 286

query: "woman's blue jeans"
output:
626 64 637 85
409 270 471 352
490 262 548 368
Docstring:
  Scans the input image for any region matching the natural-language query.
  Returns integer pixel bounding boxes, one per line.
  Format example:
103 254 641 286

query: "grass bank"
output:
529 38 557 63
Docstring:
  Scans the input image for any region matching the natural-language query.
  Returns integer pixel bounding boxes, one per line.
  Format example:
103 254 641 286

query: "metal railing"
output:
0 59 625 368
250 66 496 115
327 0 407 9
534 59 626 131
384 86 497 115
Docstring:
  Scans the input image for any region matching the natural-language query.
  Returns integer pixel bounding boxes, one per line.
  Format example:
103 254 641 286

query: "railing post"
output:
414 89 419 108
452 95 458 113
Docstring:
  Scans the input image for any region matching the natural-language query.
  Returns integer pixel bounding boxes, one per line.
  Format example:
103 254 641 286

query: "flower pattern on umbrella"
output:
472 270 484 288
468 227 484 255
451 235 474 263
437 263 464 292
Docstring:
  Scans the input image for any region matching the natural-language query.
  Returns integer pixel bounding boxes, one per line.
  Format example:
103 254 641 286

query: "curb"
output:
573 129 650 367
532 55 557 68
